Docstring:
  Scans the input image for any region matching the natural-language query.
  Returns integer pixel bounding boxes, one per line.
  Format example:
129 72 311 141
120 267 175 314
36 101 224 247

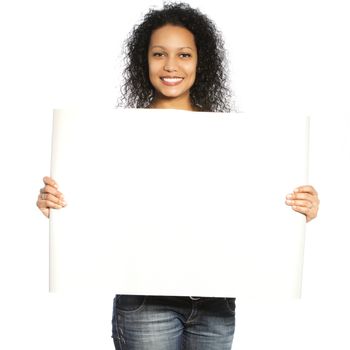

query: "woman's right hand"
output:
36 176 66 218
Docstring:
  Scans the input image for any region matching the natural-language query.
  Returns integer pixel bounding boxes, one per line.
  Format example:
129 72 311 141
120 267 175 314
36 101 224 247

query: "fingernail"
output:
293 188 299 192
287 194 293 199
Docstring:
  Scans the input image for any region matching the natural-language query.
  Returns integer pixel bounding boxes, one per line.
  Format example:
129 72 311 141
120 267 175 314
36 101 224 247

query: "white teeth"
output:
162 77 183 82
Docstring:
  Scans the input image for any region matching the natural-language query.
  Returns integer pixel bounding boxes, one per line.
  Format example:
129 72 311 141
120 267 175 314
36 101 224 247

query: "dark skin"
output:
37 25 320 220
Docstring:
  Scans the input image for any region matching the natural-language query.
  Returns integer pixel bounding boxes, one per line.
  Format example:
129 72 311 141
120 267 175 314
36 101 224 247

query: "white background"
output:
0 0 349 349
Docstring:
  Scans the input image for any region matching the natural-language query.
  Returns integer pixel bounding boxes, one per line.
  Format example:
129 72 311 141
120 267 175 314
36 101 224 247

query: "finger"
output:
293 185 318 195
286 199 313 208
293 193 320 210
40 185 64 198
40 193 66 206
38 200 64 210
286 192 314 202
37 195 65 209
40 186 62 195
43 176 59 189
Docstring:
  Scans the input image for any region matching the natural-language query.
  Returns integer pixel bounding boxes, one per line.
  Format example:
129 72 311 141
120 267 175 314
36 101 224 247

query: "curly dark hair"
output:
118 2 233 112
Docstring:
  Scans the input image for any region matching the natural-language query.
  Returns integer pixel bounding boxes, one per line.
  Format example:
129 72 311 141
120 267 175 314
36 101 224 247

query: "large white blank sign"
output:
50 108 309 298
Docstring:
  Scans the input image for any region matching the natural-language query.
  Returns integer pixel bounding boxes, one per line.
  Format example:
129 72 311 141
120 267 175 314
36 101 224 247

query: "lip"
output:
160 76 184 86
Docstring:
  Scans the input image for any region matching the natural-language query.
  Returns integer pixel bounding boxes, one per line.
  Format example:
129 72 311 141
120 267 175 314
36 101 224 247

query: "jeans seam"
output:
186 300 198 323
114 324 123 350
224 298 236 315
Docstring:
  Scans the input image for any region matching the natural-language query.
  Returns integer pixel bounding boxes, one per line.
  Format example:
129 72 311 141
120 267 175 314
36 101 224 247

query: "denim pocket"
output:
224 297 236 315
114 294 147 312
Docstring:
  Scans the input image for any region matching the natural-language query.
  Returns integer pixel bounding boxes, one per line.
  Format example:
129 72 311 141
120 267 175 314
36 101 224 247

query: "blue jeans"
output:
111 294 236 349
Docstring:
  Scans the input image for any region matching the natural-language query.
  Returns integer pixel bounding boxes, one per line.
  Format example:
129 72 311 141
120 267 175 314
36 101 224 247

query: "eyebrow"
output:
150 45 193 51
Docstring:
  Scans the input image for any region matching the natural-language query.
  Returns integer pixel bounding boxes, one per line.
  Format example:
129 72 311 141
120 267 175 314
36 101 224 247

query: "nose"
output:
163 57 177 72
164 65 176 72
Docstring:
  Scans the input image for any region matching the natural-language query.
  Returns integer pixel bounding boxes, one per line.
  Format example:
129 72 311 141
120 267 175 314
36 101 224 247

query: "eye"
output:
179 53 192 58
152 52 165 57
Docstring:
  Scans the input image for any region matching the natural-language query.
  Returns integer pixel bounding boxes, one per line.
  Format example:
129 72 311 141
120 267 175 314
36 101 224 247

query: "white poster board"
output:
50 108 309 298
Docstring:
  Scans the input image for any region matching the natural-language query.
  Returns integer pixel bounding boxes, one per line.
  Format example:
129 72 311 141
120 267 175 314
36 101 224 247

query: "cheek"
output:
187 63 197 80
148 61 161 79
187 59 198 76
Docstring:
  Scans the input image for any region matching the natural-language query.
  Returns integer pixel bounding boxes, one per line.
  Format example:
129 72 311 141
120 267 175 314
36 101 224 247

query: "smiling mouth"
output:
160 77 184 86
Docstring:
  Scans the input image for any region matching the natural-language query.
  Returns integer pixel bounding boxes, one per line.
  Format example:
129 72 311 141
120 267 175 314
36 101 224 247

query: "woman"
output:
37 3 320 349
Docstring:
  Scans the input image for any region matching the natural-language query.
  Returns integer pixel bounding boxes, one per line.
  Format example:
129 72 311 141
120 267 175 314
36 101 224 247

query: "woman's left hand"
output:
285 185 320 222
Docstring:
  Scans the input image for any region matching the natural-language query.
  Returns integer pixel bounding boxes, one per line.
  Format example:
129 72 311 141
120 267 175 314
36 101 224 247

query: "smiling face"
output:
147 24 198 110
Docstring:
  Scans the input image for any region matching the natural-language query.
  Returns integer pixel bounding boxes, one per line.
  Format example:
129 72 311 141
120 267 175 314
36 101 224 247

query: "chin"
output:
161 88 188 98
